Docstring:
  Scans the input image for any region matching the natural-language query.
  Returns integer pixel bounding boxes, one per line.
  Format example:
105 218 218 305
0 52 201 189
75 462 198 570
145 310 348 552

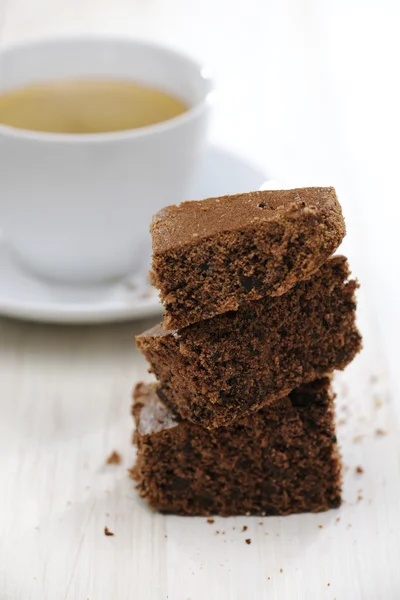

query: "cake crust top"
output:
151 187 341 253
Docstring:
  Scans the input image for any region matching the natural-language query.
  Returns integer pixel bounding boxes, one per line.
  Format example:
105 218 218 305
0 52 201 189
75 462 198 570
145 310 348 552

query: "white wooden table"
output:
1 1 400 598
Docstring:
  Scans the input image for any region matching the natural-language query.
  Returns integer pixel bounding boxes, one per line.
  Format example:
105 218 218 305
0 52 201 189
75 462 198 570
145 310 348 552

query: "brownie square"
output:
131 378 342 516
137 256 361 429
150 187 345 329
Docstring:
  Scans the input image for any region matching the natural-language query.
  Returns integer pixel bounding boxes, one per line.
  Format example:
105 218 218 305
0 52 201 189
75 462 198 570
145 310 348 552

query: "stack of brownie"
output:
132 187 361 516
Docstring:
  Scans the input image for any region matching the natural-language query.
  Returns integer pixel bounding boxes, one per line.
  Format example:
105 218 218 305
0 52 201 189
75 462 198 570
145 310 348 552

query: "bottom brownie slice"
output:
131 379 341 517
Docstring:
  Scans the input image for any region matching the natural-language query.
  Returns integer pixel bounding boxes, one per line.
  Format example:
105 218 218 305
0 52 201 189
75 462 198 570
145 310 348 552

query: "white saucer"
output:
0 144 268 324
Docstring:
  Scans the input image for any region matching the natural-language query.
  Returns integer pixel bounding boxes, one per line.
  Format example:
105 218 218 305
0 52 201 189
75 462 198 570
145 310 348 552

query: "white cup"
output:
0 36 212 284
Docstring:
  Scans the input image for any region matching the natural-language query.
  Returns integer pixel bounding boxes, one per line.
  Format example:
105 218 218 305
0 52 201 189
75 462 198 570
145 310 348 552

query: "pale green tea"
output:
0 78 188 134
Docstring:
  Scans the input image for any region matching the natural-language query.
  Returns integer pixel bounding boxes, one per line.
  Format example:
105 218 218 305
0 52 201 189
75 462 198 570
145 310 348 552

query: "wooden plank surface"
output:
0 253 398 600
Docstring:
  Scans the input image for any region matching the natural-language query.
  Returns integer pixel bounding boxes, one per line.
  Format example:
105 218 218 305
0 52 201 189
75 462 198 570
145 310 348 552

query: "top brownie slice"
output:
151 187 345 329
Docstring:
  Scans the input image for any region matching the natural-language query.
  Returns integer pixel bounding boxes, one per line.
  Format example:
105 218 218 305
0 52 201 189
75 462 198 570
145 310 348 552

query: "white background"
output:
1 1 400 598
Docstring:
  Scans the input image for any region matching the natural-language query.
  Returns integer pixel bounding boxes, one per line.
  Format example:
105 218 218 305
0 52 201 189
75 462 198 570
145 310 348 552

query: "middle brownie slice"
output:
137 256 361 429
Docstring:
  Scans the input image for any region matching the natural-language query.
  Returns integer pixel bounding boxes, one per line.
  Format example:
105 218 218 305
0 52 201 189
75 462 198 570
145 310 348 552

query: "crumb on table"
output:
104 526 114 536
245 538 251 545
375 428 387 437
106 451 122 465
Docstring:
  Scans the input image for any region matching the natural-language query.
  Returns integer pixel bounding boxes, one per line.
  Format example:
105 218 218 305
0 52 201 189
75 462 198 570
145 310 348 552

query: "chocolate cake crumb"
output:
104 527 114 536
242 525 248 532
106 450 122 465
355 466 364 474
207 518 215 524
245 538 251 545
